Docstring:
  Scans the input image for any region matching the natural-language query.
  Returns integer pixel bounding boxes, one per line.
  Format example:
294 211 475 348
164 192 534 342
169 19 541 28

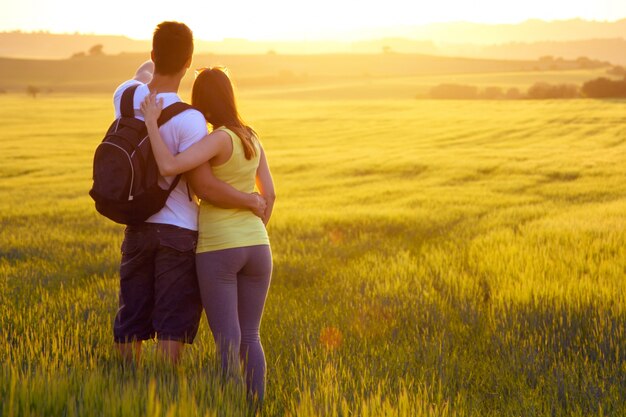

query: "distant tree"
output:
26 85 40 98
71 51 86 59
539 55 554 63
527 82 579 99
0 89 7 94
505 87 523 100
88 44 104 56
481 86 504 100
576 56 592 69
527 83 550 99
582 77 626 98
429 84 478 100
607 66 626 77
266 49 277 55
382 45 393 54
555 83 579 98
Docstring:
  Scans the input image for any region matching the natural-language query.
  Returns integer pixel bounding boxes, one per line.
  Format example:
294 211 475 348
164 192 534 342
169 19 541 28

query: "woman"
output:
141 67 275 403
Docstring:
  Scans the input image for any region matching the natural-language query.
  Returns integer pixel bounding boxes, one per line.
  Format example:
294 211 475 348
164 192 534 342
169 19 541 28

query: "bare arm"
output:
255 145 276 225
141 93 228 176
186 162 267 217
133 60 154 83
113 60 154 117
141 93 266 216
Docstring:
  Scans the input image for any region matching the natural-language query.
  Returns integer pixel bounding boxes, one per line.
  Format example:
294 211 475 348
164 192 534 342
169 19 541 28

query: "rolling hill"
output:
2 18 626 64
0 52 613 97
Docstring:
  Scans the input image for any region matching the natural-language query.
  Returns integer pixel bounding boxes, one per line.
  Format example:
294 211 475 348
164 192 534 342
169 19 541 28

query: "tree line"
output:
429 75 626 100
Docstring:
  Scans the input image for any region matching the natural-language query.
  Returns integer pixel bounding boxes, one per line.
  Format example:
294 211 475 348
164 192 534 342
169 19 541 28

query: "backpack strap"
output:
156 101 194 193
167 174 182 192
157 102 194 126
120 84 140 118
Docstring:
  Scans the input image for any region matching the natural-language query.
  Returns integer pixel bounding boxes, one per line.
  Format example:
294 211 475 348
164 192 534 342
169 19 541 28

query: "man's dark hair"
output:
152 22 194 76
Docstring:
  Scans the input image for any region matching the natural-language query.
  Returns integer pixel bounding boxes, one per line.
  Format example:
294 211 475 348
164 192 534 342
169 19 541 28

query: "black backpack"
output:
89 84 192 225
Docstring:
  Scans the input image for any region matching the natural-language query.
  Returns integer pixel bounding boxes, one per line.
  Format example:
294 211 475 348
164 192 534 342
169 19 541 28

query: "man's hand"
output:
249 193 267 219
134 60 154 84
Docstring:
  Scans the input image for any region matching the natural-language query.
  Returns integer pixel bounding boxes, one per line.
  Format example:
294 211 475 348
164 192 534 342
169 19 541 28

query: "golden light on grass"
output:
352 301 396 340
1 94 625 415
319 326 343 351
328 229 344 246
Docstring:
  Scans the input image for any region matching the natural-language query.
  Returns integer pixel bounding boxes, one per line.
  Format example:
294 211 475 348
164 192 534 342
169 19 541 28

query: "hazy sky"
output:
3 0 626 40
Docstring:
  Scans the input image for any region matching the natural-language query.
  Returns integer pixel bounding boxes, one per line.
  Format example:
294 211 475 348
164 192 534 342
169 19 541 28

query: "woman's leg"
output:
196 248 246 379
237 245 273 402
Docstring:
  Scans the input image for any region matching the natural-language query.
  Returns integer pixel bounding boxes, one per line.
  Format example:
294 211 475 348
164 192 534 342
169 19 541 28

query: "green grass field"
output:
1 93 625 416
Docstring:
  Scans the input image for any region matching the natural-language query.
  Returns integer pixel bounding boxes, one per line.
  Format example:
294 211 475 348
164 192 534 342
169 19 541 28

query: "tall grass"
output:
1 94 625 416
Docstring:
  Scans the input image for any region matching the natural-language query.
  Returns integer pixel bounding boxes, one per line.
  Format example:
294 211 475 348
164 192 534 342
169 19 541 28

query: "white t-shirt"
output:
113 80 208 231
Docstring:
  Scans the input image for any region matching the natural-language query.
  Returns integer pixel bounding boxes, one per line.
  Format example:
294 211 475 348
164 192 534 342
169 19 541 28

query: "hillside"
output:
397 18 626 44
0 52 612 96
449 38 626 66
0 32 149 59
355 38 626 66
2 18 626 63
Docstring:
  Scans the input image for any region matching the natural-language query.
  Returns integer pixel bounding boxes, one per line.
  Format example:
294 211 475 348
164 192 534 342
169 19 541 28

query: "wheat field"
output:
0 93 625 416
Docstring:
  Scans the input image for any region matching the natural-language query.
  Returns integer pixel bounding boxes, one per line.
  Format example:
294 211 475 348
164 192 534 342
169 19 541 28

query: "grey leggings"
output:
196 245 272 402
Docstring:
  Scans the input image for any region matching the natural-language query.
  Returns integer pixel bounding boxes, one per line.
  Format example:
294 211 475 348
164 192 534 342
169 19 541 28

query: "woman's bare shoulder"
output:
206 129 232 142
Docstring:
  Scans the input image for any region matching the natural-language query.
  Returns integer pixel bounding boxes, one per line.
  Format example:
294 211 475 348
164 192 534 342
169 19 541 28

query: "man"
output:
112 21 265 363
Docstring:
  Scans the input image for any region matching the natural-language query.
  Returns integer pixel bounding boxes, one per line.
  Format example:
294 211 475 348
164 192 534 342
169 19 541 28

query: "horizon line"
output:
2 16 626 42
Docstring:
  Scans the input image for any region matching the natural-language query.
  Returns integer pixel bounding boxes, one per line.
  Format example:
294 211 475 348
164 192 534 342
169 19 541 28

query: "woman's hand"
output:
255 147 275 227
140 92 163 125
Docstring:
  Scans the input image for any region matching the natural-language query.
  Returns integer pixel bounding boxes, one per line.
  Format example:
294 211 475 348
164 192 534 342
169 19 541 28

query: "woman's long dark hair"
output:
192 67 257 159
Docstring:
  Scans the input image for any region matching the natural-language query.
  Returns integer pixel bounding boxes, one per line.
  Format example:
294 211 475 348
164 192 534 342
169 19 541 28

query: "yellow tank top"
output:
196 127 269 253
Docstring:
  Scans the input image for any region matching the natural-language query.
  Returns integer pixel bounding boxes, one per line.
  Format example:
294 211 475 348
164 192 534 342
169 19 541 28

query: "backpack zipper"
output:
100 142 135 201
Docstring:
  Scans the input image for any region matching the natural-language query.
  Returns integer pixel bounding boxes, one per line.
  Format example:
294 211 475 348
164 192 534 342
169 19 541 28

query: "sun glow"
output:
1 0 625 41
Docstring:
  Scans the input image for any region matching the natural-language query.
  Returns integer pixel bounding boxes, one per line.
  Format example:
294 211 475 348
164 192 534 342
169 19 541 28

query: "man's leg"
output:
153 224 202 364
114 225 157 363
157 340 185 363
116 341 143 363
